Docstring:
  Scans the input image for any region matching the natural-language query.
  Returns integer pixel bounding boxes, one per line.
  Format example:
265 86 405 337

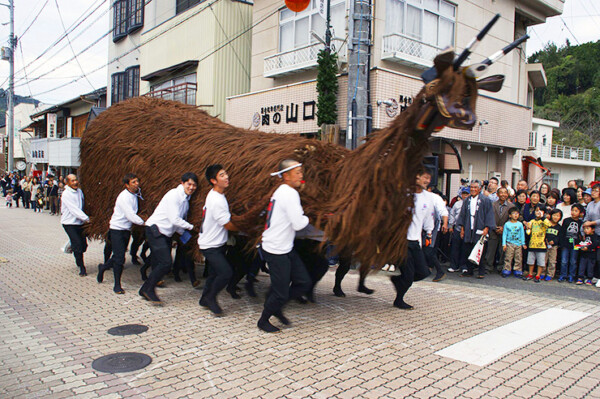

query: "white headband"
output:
270 163 302 178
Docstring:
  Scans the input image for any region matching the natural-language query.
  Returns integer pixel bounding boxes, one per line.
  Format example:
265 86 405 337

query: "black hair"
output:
509 207 520 215
534 203 546 213
489 177 499 183
123 173 138 185
181 172 199 184
529 190 541 198
205 164 223 185
562 188 577 204
515 189 528 198
549 208 563 219
572 203 585 215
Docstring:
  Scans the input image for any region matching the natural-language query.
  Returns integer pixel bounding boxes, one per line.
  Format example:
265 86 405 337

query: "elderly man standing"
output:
456 180 496 278
61 174 90 276
483 187 516 274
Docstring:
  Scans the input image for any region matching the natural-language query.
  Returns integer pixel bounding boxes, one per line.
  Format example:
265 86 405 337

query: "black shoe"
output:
206 298 223 315
257 314 280 333
113 287 125 294
296 296 308 304
432 273 446 282
79 267 87 277
227 287 241 299
140 288 161 305
131 256 140 265
273 310 290 326
199 296 209 308
140 264 149 281
97 263 107 283
245 281 257 297
358 284 374 295
393 298 414 310
460 271 473 277
333 285 346 297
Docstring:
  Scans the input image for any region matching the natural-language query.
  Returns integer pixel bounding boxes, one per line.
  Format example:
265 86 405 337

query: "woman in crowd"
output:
558 188 577 223
539 183 551 204
545 191 560 213
515 189 528 217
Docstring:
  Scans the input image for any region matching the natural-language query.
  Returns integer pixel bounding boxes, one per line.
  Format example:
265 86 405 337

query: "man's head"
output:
66 174 79 190
529 190 541 205
123 173 140 193
592 185 600 201
497 187 509 202
567 180 577 189
459 186 470 200
415 168 432 190
205 164 229 190
278 159 303 188
488 177 499 193
469 180 481 197
517 179 528 191
571 203 584 219
180 172 198 196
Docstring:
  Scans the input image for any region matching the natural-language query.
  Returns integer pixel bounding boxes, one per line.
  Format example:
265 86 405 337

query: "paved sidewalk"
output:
1 206 600 398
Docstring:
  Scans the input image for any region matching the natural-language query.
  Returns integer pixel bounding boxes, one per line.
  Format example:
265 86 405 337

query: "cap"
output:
584 188 592 196
460 186 470 194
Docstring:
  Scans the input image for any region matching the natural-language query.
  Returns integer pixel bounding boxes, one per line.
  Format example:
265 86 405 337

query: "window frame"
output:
128 0 144 33
111 72 127 104
176 0 204 15
125 66 140 99
113 0 128 42
385 0 456 48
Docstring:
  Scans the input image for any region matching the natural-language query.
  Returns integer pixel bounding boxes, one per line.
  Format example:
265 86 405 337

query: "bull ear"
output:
433 47 455 77
476 75 505 92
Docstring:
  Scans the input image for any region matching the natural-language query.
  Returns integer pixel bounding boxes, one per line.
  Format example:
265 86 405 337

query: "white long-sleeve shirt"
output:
262 184 309 254
109 189 145 231
146 185 193 237
406 191 434 245
60 186 89 225
197 189 230 250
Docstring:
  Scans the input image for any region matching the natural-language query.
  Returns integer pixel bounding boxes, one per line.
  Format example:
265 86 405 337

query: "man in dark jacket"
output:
484 187 516 273
456 180 496 278
47 176 59 215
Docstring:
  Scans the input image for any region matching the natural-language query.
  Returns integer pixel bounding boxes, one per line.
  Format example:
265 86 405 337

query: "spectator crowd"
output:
1 172 64 215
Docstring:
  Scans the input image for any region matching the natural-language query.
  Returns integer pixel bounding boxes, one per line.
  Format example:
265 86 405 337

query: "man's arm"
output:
286 192 309 231
166 193 193 231
62 192 90 222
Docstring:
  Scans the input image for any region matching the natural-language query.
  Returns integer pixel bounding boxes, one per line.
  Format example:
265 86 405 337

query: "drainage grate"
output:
92 352 152 373
107 324 148 336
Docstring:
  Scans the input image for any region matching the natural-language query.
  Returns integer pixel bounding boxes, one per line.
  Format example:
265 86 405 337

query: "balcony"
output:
264 39 347 78
145 82 197 105
551 144 592 162
49 138 81 167
381 33 441 69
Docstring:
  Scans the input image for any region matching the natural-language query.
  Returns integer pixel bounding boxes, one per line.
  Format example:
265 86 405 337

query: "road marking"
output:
435 308 590 366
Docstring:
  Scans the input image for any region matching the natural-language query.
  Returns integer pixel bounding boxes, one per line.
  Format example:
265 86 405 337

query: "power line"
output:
52 0 96 91
18 0 50 39
18 42 33 98
559 17 580 45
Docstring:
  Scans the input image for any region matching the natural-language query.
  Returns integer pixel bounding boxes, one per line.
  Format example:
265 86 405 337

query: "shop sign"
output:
252 101 317 128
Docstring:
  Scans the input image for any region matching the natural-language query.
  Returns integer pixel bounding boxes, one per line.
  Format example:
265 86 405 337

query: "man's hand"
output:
424 234 432 247
441 222 448 234
496 226 503 234
523 245 527 249
482 227 489 237
503 245 507 252
460 228 464 239
583 221 595 228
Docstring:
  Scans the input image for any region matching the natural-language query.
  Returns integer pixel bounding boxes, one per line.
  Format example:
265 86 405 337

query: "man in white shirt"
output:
258 160 312 333
97 173 145 294
139 173 197 304
390 168 434 310
422 175 449 282
198 164 238 316
61 174 90 276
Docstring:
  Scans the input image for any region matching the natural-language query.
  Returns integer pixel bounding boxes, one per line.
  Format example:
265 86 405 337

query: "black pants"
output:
392 240 430 302
130 229 145 258
295 239 329 293
202 245 233 300
63 224 87 269
142 226 173 293
106 229 131 290
173 244 196 283
261 248 311 314
423 246 444 277
23 191 31 208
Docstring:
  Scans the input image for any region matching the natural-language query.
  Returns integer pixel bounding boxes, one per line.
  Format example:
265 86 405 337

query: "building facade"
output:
107 0 253 120
517 117 600 190
226 0 564 196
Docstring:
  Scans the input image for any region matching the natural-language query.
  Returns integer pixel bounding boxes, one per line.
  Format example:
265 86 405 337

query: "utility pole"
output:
1 0 15 172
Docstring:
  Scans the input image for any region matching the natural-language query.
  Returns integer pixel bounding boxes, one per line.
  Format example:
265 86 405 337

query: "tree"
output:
316 49 339 126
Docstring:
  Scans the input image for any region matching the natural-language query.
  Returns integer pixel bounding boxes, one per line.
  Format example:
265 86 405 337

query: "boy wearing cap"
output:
523 204 552 282
258 159 312 333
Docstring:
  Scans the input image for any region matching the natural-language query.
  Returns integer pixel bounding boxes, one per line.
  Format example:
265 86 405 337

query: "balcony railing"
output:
145 82 197 105
264 39 347 78
381 33 441 69
551 144 592 161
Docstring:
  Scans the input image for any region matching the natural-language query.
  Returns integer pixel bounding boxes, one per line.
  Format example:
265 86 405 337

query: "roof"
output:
141 60 199 81
30 87 107 118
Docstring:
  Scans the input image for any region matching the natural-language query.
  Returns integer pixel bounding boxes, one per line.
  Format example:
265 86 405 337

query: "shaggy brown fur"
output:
79 56 478 270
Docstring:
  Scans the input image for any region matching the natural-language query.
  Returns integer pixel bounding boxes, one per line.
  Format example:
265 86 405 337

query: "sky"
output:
0 0 598 106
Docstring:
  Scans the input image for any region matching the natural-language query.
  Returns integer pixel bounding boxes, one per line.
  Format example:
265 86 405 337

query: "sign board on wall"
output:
47 113 57 138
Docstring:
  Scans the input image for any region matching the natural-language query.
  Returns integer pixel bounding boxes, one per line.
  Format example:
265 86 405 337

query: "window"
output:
544 173 559 189
128 0 144 32
111 72 126 104
150 73 197 105
177 0 203 15
126 66 140 99
385 0 455 48
113 0 144 42
112 65 140 104
113 0 128 41
279 0 346 52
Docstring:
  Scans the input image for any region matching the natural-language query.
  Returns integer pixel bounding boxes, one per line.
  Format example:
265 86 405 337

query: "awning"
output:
141 60 199 81
526 63 547 88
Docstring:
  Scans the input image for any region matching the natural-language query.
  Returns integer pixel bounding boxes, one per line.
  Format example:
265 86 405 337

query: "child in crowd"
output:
502 207 526 277
5 189 13 207
35 188 44 213
523 204 552 282
544 209 562 281
558 204 585 283
575 224 598 285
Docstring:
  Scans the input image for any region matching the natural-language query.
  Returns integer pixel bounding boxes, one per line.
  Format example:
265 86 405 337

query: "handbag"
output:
468 235 488 265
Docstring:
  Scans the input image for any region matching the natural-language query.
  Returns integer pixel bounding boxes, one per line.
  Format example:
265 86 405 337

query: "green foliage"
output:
316 49 339 126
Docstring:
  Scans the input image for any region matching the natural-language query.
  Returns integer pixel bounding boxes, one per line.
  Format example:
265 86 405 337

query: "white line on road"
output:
435 307 590 366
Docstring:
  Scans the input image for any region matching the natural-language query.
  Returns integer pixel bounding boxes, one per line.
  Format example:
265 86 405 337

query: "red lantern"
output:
285 0 310 13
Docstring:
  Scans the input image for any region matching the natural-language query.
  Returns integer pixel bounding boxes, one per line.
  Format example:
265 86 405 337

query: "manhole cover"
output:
107 324 148 336
92 352 152 373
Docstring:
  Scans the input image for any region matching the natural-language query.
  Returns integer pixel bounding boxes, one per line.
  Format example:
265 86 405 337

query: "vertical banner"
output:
317 0 327 19
47 113 57 138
